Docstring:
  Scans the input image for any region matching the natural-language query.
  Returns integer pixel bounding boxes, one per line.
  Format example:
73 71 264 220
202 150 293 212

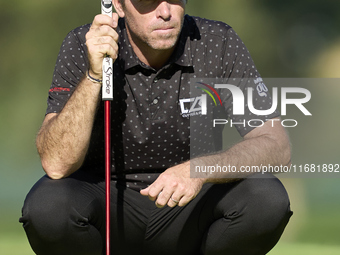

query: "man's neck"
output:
125 27 176 71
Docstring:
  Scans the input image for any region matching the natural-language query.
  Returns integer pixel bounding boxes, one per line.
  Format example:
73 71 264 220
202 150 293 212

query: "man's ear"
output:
112 0 125 18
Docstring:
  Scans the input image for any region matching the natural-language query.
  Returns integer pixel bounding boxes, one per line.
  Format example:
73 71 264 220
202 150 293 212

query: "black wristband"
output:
86 70 102 84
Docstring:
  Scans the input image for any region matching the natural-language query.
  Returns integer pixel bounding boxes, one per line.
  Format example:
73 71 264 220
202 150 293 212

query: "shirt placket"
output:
149 72 164 120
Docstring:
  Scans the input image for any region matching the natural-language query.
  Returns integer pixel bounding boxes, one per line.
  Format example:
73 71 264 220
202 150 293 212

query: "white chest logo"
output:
179 95 207 118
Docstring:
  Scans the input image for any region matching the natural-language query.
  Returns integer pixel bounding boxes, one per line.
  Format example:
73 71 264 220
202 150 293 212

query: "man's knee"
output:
20 176 77 241
246 174 292 223
201 175 293 254
20 175 104 255
234 175 293 253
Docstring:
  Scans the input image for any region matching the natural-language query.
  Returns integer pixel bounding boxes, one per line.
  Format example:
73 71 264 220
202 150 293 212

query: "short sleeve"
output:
220 28 280 136
46 25 90 115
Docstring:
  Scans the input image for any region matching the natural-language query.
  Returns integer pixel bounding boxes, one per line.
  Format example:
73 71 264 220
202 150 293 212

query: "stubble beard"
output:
144 30 180 51
126 16 184 52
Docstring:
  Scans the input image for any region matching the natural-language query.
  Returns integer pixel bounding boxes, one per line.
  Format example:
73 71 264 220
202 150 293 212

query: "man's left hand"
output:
140 162 205 208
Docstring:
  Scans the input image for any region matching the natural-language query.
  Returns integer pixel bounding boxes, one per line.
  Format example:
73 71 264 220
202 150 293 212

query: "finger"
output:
86 44 118 77
88 24 119 40
140 186 150 196
177 191 196 207
146 183 164 202
86 13 119 47
154 178 180 207
155 189 174 208
87 37 119 59
166 185 185 207
91 14 117 30
89 35 118 46
87 29 119 52
86 28 119 51
167 195 182 208
87 43 118 62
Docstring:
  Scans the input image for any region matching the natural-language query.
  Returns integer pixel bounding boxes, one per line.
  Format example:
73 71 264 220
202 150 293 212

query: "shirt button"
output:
154 78 158 83
152 98 159 105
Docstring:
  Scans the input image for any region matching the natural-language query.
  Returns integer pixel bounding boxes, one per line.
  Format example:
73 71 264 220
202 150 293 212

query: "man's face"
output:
117 0 186 51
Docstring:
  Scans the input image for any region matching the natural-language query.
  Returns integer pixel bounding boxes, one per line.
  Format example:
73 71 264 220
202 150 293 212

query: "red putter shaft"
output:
101 1 113 255
104 100 111 255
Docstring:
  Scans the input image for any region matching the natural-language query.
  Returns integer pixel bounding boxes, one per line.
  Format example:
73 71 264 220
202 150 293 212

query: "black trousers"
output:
20 171 292 255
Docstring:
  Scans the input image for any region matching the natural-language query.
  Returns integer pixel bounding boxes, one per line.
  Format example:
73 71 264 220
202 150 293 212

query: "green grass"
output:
0 233 34 255
269 242 340 255
2 235 340 255
2 203 340 255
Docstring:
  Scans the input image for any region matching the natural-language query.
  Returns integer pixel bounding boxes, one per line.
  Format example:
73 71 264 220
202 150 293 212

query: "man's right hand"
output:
85 13 119 80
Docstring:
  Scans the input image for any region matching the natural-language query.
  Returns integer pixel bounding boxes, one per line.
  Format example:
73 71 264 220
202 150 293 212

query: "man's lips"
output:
154 27 174 31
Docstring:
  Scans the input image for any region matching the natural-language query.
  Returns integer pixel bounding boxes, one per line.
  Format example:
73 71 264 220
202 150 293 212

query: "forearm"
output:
191 121 291 183
36 14 119 179
36 77 102 179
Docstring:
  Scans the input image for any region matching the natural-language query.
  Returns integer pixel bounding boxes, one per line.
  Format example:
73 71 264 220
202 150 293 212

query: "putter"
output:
101 1 113 255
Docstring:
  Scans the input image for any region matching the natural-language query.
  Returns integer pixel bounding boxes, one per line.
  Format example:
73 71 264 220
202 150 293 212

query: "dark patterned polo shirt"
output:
46 15 279 190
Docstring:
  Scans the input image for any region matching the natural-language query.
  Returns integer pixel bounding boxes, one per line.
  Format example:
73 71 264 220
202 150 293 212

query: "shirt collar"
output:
170 15 194 67
117 15 194 72
117 19 144 71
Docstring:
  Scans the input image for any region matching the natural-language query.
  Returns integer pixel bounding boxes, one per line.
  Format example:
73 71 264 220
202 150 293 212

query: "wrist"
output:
86 70 102 84
88 68 102 79
184 161 208 184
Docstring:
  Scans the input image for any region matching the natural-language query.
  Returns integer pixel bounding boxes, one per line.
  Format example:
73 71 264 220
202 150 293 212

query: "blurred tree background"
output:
0 0 339 254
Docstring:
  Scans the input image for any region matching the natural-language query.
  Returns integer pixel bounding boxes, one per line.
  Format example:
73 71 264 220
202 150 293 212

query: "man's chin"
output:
148 37 179 51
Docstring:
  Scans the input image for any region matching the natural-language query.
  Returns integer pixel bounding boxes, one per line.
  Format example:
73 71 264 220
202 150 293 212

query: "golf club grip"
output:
102 0 113 100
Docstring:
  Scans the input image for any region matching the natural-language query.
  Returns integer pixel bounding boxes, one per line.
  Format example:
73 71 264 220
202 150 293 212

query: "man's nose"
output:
156 1 171 20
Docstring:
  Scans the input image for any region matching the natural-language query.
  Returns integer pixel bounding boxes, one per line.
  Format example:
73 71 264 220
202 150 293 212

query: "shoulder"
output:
184 15 233 40
62 24 91 45
70 24 91 35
